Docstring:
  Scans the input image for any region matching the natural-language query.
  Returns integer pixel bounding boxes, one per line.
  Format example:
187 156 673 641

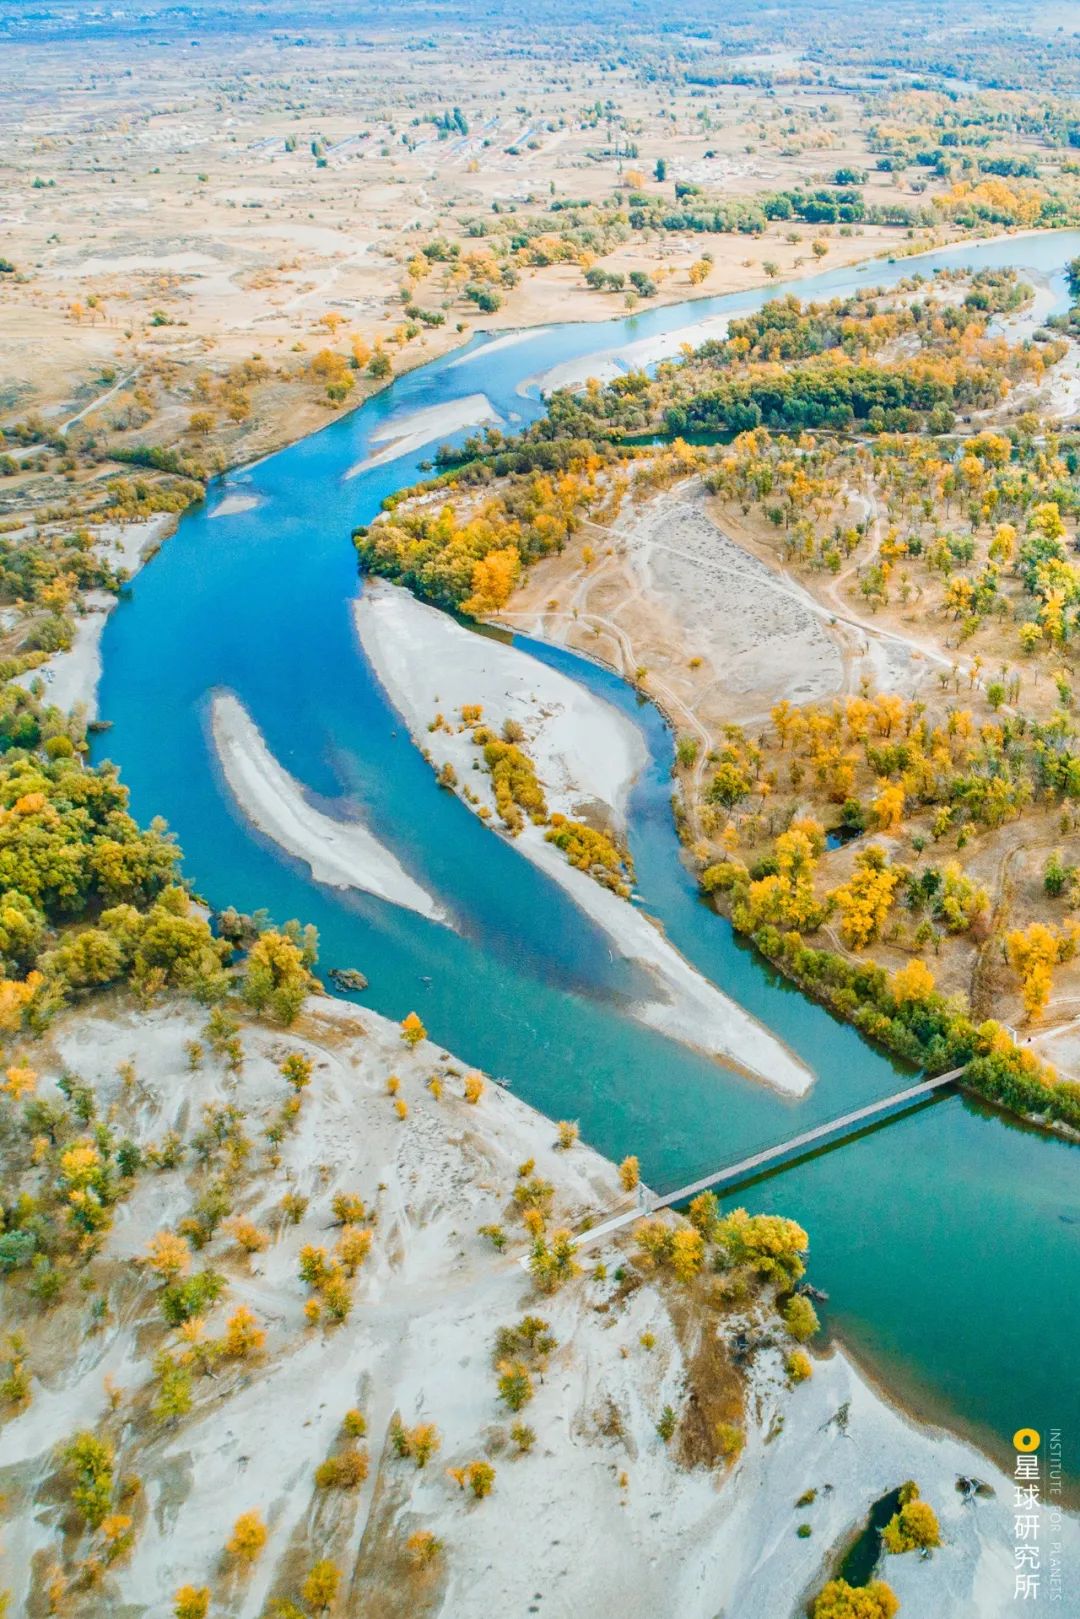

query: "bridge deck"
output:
573 1066 963 1253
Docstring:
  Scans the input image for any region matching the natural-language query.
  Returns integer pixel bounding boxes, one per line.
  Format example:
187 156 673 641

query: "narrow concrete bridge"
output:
572 1065 964 1254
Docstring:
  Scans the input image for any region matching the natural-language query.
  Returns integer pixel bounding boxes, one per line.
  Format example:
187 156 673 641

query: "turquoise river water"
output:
94 232 1080 1484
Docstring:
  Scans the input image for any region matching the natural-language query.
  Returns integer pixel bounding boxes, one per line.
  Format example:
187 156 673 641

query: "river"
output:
95 229 1080 1485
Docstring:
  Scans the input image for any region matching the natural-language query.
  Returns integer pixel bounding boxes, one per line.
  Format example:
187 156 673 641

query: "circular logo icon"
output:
1013 1428 1041 1453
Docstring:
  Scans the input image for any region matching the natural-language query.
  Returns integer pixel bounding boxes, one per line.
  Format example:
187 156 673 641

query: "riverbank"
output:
3 989 1068 1619
354 578 814 1095
14 511 175 721
210 690 449 924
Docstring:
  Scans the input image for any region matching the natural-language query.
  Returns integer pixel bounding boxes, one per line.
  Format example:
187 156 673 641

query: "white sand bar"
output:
345 393 502 478
519 310 742 397
354 581 813 1094
208 490 262 519
211 691 448 924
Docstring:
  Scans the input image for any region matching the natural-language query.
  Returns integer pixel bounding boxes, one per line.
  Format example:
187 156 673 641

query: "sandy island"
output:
354 579 813 1095
345 393 502 478
211 690 448 924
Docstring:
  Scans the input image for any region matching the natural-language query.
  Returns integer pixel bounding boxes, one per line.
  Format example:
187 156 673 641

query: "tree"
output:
811 1579 899 1618
220 1306 265 1360
1006 921 1075 1021
301 1560 341 1612
786 1350 812 1383
62 1430 115 1528
670 1226 705 1282
449 1459 495 1499
871 779 904 833
407 1530 442 1568
890 958 935 1005
227 1509 268 1564
556 1119 579 1150
281 1052 312 1092
688 1191 720 1242
529 1228 580 1292
145 1230 190 1283
400 1011 426 1046
315 1447 369 1488
241 930 312 1023
409 1423 442 1468
883 1483 941 1552
654 158 667 182
496 1360 534 1412
619 1155 640 1191
510 1421 536 1453
830 847 903 949
715 1208 808 1285
173 1589 210 1619
783 1294 820 1342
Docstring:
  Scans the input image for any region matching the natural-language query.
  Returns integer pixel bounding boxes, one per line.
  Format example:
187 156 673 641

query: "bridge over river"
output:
571 1066 965 1253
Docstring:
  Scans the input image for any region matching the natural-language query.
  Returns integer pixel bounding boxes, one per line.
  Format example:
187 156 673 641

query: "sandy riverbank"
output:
518 309 741 396
2 991 1068 1619
211 690 448 923
353 579 813 1095
15 512 174 721
344 393 502 479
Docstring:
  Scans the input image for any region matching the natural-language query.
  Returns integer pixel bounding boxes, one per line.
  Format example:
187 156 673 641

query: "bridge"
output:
570 1065 964 1254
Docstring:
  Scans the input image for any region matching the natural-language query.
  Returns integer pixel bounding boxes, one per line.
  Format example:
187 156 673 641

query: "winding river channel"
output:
95 231 1080 1484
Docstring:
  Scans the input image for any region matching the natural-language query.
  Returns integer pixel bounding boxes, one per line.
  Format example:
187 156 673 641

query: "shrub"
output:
406 1529 442 1568
715 1422 744 1460
314 1447 370 1489
510 1421 536 1453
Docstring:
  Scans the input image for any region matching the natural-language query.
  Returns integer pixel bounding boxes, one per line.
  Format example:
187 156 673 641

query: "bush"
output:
314 1447 369 1489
